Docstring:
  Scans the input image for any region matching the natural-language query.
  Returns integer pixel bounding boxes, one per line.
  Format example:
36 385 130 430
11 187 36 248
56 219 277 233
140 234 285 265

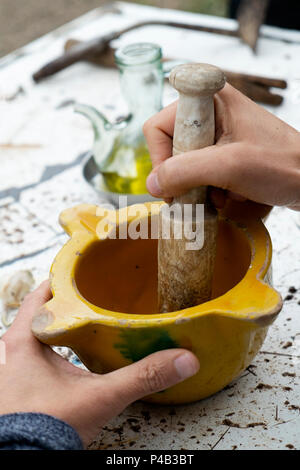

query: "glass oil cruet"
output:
76 43 164 194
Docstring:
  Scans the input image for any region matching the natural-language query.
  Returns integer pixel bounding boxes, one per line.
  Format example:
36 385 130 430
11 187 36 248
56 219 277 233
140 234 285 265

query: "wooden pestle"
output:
158 63 226 313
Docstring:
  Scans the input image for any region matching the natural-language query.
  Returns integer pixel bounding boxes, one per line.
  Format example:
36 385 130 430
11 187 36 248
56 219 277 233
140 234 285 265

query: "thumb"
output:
105 349 200 405
3 280 51 343
146 143 239 198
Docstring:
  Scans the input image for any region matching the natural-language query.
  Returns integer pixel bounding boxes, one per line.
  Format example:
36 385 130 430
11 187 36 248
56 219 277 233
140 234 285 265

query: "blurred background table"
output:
0 1 299 450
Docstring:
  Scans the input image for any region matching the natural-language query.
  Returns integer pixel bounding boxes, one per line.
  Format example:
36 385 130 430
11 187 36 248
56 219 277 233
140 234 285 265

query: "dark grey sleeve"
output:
0 413 83 450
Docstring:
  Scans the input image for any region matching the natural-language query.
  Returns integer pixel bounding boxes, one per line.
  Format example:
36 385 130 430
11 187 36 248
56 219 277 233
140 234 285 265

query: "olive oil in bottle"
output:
103 143 153 194
76 43 163 195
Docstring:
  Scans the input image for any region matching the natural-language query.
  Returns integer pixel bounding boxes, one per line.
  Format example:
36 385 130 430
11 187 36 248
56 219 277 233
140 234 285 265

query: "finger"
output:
146 143 240 198
5 280 52 340
143 101 177 168
104 349 199 405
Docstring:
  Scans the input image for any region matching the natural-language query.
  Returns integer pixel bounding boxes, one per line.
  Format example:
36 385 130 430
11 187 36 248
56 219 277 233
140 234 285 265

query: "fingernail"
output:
146 172 162 196
174 353 200 380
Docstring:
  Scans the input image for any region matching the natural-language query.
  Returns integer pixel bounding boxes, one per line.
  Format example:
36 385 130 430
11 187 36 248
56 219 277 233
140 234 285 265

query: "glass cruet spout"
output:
76 42 164 195
74 103 117 172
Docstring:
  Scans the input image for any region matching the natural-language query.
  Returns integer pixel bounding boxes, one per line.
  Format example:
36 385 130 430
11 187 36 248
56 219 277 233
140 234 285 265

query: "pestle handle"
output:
170 63 225 204
158 63 225 312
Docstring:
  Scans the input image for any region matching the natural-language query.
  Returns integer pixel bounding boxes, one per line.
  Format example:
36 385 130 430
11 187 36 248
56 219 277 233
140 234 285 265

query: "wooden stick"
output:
64 39 116 67
224 70 286 90
158 64 226 312
224 72 284 106
237 0 270 51
63 40 286 106
32 19 238 83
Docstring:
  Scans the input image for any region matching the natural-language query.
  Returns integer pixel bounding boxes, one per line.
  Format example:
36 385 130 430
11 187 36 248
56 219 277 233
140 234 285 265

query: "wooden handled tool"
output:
158 63 225 313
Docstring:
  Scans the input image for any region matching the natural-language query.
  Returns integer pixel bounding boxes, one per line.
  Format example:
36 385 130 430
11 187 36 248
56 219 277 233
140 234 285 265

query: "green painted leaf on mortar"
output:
114 328 179 362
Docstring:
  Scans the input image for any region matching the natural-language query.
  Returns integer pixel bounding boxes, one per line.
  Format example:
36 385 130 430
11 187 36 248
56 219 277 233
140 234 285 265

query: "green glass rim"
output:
115 42 162 66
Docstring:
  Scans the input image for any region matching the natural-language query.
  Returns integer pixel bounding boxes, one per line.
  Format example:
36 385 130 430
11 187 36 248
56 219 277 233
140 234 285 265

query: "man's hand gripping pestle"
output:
158 64 226 313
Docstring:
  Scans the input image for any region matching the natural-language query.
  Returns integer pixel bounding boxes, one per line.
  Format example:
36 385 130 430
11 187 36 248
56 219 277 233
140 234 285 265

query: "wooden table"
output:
0 1 299 450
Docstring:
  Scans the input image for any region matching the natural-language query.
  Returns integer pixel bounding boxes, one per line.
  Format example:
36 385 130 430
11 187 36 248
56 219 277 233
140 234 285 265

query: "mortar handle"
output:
59 204 114 237
170 63 225 204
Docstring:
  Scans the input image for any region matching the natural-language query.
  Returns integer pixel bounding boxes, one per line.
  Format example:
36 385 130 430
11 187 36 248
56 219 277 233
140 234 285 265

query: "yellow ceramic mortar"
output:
32 202 282 404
